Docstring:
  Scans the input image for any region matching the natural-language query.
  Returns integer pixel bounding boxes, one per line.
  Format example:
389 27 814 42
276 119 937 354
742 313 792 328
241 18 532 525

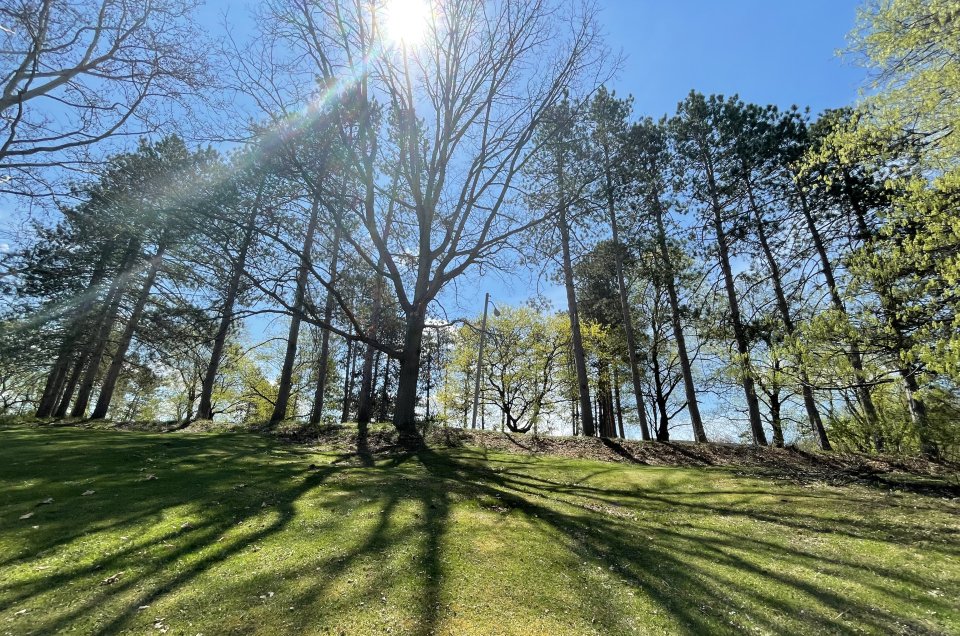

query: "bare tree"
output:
241 0 608 443
0 0 210 196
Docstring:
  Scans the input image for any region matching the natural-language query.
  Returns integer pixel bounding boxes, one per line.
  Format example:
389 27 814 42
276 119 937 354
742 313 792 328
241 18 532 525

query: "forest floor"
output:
1 422 958 635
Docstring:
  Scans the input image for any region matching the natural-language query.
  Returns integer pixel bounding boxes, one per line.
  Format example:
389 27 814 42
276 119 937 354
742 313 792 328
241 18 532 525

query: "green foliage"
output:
825 383 960 459
444 307 572 434
852 0 960 166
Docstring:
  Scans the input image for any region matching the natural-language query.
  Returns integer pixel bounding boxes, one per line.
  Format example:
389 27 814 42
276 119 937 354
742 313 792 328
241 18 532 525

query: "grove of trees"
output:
1 0 958 460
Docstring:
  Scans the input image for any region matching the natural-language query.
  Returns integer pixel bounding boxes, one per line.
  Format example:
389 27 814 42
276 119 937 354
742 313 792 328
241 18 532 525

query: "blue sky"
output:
455 0 869 316
601 0 866 118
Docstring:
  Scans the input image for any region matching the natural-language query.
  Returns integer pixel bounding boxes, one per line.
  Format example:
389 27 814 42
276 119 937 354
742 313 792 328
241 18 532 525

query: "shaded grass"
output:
0 425 958 635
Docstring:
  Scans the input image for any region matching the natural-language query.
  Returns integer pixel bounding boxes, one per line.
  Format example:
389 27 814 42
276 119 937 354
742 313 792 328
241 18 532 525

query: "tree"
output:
527 100 598 437
0 0 211 197
851 0 960 166
587 88 651 440
727 101 831 449
672 93 768 446
627 117 708 442
450 306 569 434
245 0 607 443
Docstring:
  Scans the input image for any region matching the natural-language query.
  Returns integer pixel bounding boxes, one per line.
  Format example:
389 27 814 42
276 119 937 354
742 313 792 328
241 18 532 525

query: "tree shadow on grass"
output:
1 427 957 635
411 447 958 634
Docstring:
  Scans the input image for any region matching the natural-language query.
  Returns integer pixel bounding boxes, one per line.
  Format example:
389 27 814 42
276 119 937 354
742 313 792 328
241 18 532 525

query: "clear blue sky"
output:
600 0 866 119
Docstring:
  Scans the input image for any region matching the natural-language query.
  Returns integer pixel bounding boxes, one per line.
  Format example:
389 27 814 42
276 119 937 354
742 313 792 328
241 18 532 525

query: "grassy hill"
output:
1 423 958 635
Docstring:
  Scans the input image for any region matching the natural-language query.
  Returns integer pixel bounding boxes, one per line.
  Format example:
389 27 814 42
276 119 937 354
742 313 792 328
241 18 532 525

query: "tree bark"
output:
90 240 167 420
745 180 830 450
769 389 784 448
270 198 320 423
651 197 706 441
601 149 651 440
72 239 141 417
650 335 670 441
197 191 262 421
392 306 426 444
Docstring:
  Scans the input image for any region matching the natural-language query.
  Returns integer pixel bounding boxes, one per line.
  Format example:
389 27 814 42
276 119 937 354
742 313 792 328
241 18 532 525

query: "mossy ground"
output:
1 424 957 635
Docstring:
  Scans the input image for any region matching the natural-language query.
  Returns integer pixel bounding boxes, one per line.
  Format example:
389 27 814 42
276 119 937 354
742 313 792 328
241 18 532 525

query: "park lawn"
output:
0 425 957 635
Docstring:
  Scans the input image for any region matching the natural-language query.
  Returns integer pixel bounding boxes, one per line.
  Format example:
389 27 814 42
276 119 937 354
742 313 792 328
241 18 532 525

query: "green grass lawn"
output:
0 425 958 635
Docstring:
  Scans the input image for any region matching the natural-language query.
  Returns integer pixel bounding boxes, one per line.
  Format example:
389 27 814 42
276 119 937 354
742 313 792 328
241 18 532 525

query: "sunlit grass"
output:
0 425 957 634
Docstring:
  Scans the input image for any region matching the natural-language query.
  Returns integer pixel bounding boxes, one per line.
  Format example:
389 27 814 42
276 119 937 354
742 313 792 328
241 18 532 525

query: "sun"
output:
383 0 431 46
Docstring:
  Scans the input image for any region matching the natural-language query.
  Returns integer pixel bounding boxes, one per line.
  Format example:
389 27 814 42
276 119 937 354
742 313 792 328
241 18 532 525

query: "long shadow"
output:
600 437 650 464
410 446 958 634
2 426 957 634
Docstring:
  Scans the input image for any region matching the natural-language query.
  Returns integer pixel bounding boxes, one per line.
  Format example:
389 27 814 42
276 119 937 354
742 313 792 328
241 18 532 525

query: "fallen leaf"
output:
19 512 33 520
82 490 95 496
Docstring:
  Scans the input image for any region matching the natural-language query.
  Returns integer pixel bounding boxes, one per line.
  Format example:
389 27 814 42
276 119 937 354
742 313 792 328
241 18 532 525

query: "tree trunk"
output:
197 192 261 421
53 355 86 418
370 349 382 421
796 185 879 441
650 339 670 441
271 198 320 422
597 363 616 438
392 307 427 444
357 275 386 426
844 177 937 457
707 185 766 445
72 239 141 417
90 241 167 420
35 350 70 418
613 365 625 439
37 243 113 417
309 226 341 425
379 356 392 423
651 197 706 441
183 382 196 423
900 367 937 459
745 180 829 450
558 181 595 437
602 155 651 440
769 389 784 448
341 337 355 423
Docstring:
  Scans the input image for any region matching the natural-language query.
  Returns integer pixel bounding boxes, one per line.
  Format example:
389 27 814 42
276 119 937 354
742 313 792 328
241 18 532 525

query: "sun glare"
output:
383 0 431 46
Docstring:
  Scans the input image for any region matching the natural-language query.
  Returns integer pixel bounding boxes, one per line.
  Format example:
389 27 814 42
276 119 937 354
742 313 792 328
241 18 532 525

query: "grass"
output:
0 424 958 635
